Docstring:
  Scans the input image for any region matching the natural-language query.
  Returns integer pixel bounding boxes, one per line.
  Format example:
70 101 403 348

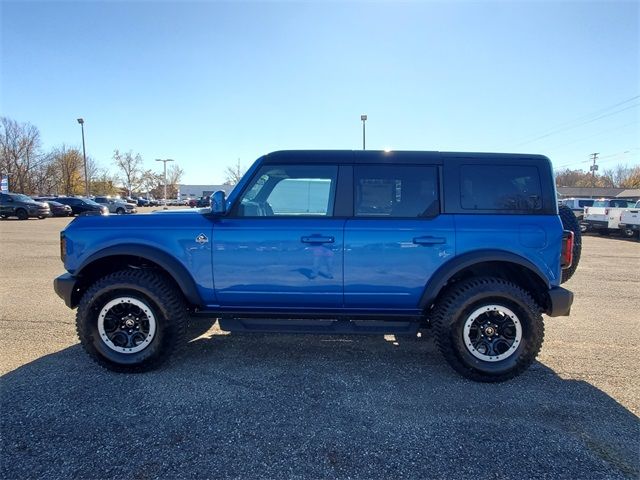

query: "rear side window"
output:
460 165 542 211
354 165 439 218
578 200 594 208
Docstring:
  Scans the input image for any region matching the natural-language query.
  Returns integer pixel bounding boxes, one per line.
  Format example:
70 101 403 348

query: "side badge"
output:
195 233 208 245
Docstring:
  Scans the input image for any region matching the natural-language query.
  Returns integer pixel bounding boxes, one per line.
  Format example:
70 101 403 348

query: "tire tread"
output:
432 276 544 382
76 269 188 373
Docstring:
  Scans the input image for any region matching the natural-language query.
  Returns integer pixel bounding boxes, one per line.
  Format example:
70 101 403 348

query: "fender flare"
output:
419 249 551 309
77 244 203 306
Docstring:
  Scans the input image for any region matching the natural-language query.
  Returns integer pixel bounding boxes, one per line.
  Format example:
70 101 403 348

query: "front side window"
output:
235 165 338 217
354 165 439 218
460 165 542 211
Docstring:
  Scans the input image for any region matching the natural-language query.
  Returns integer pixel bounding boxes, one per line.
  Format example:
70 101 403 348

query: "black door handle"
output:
413 236 446 245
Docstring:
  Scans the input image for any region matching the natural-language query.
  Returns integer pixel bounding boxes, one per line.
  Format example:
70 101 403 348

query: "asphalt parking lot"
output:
1 216 639 479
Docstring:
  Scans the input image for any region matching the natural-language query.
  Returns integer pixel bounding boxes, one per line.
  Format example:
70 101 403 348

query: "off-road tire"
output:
16 208 28 220
432 277 544 382
558 204 581 283
76 269 188 372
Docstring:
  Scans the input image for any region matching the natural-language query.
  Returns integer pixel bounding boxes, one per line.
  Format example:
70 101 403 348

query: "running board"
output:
217 318 420 335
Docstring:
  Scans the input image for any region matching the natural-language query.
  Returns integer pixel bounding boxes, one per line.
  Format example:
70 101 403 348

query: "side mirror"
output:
211 190 227 214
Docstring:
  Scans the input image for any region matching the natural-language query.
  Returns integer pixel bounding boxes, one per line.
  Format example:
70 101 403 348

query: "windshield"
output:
11 194 35 202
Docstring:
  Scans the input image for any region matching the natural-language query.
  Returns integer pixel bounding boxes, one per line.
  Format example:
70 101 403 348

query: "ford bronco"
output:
54 150 576 382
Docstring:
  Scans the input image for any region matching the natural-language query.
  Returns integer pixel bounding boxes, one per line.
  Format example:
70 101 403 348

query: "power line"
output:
555 148 640 169
545 120 638 152
513 95 640 146
514 102 639 147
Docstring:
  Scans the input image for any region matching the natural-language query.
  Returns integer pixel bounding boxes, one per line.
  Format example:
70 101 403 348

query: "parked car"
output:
34 198 73 217
196 195 211 207
55 150 576 382
558 197 594 230
582 198 635 236
618 200 640 239
55 197 109 216
0 193 51 220
187 198 198 208
136 197 150 207
93 196 137 215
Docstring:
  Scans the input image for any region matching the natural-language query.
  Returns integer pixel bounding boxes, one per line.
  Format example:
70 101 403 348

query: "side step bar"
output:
217 318 420 335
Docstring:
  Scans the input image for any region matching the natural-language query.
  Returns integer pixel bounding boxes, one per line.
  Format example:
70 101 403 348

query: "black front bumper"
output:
547 286 573 317
53 273 78 308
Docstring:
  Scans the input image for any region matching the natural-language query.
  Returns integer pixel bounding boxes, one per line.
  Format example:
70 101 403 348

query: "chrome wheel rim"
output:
98 297 156 354
463 305 522 362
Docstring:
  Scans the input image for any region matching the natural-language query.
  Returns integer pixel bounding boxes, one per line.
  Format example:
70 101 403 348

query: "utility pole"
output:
361 114 367 150
77 118 89 197
155 159 174 209
589 152 599 187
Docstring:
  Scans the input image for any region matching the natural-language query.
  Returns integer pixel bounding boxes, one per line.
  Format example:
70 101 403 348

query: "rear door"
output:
212 163 345 310
344 163 455 311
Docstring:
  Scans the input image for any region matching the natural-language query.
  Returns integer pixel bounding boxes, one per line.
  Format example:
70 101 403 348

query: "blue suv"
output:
54 151 575 381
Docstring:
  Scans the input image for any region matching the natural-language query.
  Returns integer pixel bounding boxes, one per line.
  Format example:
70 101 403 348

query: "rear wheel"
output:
432 277 544 382
558 204 581 283
16 208 28 220
116 207 125 215
621 228 635 238
76 269 188 372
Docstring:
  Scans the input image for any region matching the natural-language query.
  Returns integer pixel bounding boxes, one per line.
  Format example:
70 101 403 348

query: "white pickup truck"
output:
582 198 636 236
618 200 640 239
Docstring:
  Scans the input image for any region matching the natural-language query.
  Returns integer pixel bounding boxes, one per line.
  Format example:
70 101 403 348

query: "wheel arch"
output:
420 250 552 312
73 244 203 308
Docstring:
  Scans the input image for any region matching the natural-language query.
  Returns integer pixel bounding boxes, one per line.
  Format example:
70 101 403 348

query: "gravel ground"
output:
1 216 639 479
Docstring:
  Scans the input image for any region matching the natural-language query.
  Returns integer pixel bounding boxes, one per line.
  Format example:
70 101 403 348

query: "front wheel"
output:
116 207 125 215
432 277 544 382
76 269 188 372
16 209 28 220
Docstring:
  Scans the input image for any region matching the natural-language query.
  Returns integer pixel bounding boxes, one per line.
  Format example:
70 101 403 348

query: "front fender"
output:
76 244 204 306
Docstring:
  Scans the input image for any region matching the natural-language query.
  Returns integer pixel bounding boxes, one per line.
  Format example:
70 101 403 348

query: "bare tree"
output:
224 159 245 185
140 169 162 197
113 149 143 196
0 117 43 193
167 164 184 188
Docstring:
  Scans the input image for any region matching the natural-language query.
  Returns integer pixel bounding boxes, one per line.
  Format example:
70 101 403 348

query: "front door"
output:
212 164 344 310
344 164 455 311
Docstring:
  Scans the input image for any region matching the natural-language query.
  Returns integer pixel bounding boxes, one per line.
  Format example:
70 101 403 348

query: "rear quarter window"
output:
460 165 542 211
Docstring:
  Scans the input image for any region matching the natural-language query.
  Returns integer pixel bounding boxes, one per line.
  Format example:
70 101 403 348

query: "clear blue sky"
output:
2 1 638 184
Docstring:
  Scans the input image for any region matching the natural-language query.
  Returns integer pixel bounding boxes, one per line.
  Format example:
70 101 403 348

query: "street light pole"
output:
155 159 174 209
360 114 367 150
77 118 89 197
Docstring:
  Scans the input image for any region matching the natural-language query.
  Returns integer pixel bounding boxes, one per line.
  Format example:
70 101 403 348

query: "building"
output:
177 184 235 201
556 187 640 200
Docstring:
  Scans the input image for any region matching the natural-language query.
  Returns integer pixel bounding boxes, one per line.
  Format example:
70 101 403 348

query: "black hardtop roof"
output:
261 150 550 165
